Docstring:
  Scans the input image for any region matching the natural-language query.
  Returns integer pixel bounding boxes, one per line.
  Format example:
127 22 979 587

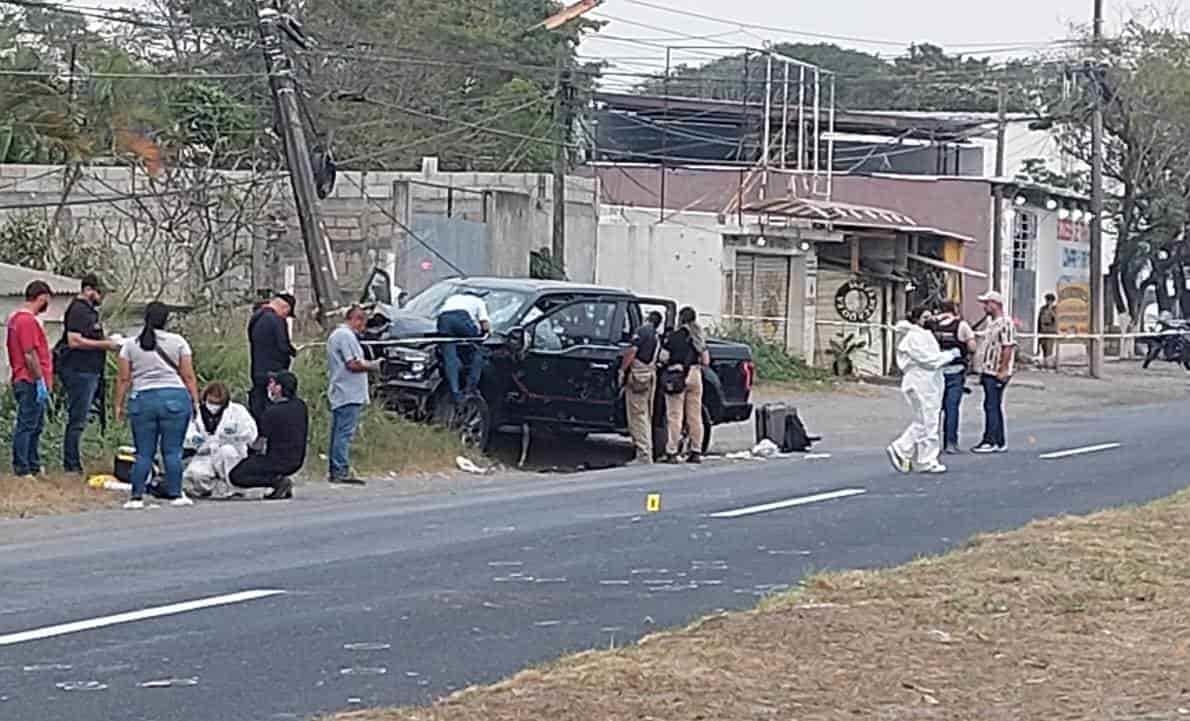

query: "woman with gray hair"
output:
660 306 710 463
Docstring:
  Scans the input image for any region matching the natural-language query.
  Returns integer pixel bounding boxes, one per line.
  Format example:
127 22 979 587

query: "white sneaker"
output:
918 462 948 474
168 495 194 508
885 445 910 474
123 499 145 510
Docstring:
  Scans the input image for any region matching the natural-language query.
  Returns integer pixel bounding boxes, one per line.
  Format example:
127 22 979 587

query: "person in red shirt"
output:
7 280 54 476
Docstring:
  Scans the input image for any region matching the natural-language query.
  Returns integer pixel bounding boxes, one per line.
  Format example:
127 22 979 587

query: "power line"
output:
619 0 1077 52
0 68 263 80
0 171 281 211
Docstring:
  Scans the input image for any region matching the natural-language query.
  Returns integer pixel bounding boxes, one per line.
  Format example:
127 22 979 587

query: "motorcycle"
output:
1141 315 1190 370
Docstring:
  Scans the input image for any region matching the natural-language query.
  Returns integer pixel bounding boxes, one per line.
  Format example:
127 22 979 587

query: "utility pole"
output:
1088 0 1106 378
990 83 1007 293
551 40 572 278
253 0 342 325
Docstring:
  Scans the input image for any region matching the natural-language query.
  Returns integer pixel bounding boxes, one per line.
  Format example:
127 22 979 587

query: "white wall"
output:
0 295 73 384
596 207 729 320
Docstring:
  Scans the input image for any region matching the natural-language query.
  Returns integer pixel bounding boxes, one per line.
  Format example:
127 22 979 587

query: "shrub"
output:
713 323 832 384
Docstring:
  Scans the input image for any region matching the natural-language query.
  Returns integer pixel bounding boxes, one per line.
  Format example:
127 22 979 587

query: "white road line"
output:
709 488 867 519
1039 443 1122 460
0 589 285 647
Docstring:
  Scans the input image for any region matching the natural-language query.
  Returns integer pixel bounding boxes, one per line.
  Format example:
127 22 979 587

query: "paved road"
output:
0 401 1183 721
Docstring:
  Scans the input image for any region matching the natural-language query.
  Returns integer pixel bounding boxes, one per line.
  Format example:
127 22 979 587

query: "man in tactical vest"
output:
932 300 977 454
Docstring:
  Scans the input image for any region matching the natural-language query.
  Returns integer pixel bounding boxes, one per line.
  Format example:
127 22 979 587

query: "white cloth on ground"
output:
182 402 257 496
891 321 960 469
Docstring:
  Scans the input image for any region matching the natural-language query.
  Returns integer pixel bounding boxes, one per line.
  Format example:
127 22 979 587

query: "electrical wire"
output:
619 0 1077 52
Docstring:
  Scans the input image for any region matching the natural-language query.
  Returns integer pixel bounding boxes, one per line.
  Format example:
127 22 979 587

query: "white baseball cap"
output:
977 290 1007 306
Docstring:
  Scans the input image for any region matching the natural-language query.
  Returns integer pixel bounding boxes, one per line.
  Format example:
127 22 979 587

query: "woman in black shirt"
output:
661 306 710 463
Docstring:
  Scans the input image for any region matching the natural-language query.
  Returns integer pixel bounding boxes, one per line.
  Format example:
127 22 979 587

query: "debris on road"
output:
456 457 487 474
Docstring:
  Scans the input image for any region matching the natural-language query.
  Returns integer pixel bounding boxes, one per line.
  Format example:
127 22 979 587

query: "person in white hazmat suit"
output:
886 306 962 475
183 381 257 498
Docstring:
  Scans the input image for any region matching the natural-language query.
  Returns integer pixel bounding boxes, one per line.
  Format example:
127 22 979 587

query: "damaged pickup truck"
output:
359 271 755 456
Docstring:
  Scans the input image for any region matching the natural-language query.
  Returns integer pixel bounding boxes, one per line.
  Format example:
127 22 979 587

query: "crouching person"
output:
183 382 257 498
229 371 308 500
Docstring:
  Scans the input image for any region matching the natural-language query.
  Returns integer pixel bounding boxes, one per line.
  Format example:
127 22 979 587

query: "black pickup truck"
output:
361 274 755 455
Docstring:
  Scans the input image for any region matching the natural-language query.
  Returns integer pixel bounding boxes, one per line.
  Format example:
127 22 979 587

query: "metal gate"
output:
723 253 791 342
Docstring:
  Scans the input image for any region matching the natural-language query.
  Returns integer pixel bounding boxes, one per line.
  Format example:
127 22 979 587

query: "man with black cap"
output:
248 292 297 422
229 370 307 499
56 273 121 473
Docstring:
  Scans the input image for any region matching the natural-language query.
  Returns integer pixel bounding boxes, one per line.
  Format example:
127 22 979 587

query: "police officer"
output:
932 300 977 455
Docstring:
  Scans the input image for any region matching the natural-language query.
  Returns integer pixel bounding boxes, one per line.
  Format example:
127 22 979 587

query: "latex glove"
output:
35 378 49 405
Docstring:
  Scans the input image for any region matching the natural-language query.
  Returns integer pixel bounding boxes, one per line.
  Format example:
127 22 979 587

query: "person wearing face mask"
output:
7 281 54 477
182 382 257 498
228 371 308 500
56 274 122 474
886 305 962 475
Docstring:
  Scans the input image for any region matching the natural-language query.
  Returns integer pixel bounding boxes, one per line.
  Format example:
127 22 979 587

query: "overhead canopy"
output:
742 197 976 244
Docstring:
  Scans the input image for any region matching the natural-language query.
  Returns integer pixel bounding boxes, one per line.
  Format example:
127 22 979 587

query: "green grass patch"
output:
714 323 834 385
0 321 462 477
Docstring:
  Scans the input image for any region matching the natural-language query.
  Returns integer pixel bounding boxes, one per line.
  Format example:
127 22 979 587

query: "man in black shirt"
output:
230 371 307 500
248 293 297 422
57 274 121 472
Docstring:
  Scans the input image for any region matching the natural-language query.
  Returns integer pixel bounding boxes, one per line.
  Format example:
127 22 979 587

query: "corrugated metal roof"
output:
0 263 80 297
742 197 976 244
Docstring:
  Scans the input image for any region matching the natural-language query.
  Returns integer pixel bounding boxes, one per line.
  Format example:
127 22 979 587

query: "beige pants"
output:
625 362 656 463
665 367 704 456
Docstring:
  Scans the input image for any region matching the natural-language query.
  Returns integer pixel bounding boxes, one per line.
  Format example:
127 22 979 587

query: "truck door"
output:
513 297 624 429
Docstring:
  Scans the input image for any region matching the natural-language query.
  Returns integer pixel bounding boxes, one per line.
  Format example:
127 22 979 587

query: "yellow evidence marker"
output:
646 493 661 513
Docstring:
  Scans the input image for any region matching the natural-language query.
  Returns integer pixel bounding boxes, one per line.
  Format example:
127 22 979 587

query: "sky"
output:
578 0 1132 68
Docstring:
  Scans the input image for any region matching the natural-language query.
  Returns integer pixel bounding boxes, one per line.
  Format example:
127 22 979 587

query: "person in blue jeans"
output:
7 281 54 477
57 274 122 473
326 306 380 484
930 301 977 454
435 290 491 403
114 303 200 510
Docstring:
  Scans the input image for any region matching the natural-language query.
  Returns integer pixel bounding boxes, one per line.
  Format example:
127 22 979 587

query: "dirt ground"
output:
327 488 1190 721
0 474 120 519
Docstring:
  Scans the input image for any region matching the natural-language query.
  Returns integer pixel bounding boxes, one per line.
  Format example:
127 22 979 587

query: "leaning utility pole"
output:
551 42 570 277
1088 0 1106 378
253 0 342 325
990 83 1007 293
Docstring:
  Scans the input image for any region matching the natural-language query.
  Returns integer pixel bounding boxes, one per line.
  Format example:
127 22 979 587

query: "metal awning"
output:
908 253 987 279
742 197 975 244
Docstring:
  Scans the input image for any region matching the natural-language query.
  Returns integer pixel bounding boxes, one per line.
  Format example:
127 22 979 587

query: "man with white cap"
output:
971 290 1016 453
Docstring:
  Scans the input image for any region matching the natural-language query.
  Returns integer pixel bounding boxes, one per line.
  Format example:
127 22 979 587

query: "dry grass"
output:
328 490 1190 721
0 473 122 519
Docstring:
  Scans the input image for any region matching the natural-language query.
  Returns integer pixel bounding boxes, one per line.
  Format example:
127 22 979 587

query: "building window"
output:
1013 210 1037 270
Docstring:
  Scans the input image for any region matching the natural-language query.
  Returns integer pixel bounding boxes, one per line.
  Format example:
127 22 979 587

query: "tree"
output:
636 41 1037 112
1045 19 1190 326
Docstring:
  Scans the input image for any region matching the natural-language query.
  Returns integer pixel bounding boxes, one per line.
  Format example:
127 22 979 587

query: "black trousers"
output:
229 455 297 489
249 378 270 423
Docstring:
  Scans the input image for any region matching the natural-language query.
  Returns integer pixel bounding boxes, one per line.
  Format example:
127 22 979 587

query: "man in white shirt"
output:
436 290 491 403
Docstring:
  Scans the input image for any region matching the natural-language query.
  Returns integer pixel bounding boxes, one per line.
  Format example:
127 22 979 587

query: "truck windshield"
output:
403 282 531 332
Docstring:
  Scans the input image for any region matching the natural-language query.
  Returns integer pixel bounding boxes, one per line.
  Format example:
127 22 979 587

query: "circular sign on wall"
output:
834 279 878 323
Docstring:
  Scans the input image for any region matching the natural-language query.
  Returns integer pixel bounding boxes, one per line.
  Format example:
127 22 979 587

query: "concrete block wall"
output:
0 164 600 317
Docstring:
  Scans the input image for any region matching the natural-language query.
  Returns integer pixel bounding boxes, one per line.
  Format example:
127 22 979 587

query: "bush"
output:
714 323 833 385
0 324 462 477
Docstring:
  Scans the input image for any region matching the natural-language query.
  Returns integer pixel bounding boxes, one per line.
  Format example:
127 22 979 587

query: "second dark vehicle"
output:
359 272 755 456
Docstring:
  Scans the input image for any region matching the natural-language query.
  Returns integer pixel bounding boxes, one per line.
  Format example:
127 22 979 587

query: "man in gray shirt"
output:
327 306 380 484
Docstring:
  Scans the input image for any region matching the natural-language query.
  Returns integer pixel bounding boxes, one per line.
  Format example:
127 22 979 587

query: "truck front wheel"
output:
432 392 492 451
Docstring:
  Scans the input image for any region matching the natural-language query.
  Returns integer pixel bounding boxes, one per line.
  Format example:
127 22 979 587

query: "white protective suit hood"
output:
185 401 258 456
895 320 960 398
